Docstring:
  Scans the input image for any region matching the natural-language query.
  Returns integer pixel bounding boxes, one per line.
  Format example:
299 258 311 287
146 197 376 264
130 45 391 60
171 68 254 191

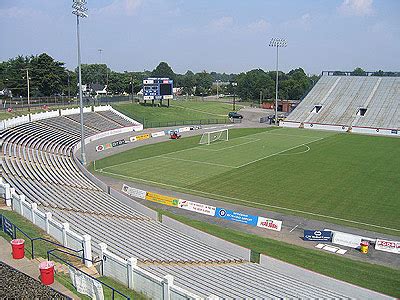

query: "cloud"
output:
95 0 142 17
208 16 234 31
247 19 270 32
338 0 373 16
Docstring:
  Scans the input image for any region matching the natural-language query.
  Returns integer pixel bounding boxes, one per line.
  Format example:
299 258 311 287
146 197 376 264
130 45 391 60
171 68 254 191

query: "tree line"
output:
1 53 395 101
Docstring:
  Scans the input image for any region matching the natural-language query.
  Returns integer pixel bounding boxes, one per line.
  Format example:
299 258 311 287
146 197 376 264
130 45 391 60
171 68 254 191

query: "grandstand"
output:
0 108 353 298
282 74 400 136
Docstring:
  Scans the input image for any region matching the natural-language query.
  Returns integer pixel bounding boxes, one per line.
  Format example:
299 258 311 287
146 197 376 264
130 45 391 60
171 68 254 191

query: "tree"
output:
151 62 176 82
80 64 109 85
351 67 366 76
181 70 196 95
30 53 67 96
194 71 213 96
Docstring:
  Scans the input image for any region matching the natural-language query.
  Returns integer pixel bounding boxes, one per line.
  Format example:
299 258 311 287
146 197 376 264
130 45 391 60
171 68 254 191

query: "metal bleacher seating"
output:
1 111 349 298
286 75 400 131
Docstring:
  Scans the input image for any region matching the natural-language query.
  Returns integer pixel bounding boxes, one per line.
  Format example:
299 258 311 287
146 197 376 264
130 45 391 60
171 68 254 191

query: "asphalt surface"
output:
84 107 400 269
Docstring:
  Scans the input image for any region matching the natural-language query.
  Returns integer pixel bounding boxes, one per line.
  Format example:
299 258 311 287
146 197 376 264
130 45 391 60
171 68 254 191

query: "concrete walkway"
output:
0 236 79 299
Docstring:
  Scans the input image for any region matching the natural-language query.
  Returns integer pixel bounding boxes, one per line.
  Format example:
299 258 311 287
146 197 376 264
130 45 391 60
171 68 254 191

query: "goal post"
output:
199 128 229 145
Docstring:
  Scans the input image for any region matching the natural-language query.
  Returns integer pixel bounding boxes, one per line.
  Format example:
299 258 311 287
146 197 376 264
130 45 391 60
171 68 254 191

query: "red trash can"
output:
39 261 55 285
10 239 25 259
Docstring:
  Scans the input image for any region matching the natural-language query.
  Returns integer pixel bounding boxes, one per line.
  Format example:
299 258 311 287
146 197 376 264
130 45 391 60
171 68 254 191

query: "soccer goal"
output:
199 129 229 145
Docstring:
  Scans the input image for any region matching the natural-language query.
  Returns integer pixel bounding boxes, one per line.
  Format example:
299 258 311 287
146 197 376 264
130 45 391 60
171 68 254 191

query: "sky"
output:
1 0 399 75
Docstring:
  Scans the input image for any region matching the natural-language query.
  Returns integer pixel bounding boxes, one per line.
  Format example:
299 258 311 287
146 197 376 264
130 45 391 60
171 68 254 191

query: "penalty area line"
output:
97 169 400 233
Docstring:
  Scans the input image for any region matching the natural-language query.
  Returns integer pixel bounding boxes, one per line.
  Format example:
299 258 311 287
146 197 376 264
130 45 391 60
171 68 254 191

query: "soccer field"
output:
95 127 400 235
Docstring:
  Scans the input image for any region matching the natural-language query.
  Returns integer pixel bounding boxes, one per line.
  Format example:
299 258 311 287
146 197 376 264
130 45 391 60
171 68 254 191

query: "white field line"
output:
104 129 326 171
236 137 324 168
197 139 261 152
98 169 400 233
159 156 235 168
278 144 310 156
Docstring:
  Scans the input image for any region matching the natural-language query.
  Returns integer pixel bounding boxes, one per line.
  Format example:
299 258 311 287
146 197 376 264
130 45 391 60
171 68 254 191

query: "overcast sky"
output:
1 0 399 75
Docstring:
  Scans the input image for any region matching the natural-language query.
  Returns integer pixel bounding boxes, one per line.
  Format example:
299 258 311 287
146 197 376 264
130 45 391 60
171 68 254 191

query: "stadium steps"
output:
287 75 400 131
1 112 351 298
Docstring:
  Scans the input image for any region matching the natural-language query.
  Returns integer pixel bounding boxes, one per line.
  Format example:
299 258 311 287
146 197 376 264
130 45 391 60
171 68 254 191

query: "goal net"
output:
199 129 229 145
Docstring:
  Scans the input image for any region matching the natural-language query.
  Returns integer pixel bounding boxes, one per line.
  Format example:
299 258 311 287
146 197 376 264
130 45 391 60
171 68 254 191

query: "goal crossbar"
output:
199 128 229 145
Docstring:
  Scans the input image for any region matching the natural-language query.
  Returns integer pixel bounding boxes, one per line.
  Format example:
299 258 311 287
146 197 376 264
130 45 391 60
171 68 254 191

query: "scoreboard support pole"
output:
168 99 170 107
152 99 154 107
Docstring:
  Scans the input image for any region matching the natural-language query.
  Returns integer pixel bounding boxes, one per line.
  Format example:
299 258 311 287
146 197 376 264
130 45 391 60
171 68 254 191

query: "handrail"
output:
48 251 130 300
47 248 102 275
1 214 84 260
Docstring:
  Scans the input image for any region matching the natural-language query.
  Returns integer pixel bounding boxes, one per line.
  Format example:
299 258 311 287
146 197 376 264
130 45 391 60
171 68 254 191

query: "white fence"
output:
99 243 201 300
1 178 205 298
1 185 92 265
1 105 143 131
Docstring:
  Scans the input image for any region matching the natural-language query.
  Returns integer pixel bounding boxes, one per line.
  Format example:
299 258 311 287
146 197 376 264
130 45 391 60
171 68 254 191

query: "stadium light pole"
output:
72 0 88 165
269 38 287 125
232 82 237 111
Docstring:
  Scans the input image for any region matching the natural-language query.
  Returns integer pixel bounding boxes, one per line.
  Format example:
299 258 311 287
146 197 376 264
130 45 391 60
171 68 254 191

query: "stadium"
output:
1 1 400 299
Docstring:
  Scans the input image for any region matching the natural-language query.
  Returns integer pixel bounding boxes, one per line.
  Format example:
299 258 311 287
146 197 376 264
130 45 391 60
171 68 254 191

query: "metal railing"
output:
48 251 130 300
0 214 84 260
143 118 229 128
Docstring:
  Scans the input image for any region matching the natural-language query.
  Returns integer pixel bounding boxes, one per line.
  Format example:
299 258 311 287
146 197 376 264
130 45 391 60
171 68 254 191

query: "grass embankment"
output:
112 100 242 127
0 209 147 300
95 127 400 235
158 209 400 298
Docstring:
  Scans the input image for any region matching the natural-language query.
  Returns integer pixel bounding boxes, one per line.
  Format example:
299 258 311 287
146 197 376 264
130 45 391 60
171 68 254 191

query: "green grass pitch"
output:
95 127 400 235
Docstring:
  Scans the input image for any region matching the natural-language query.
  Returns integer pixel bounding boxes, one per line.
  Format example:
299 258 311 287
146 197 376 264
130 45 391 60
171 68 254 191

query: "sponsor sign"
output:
145 192 179 207
130 133 150 142
151 131 166 138
178 127 191 133
215 208 258 226
121 184 146 200
375 239 400 254
332 231 363 248
304 230 332 242
178 200 216 216
96 139 126 152
111 139 126 147
257 217 282 232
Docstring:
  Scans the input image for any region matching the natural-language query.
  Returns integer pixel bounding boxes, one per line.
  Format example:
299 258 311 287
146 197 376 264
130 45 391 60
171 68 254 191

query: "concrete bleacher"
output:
283 75 400 136
1 112 356 298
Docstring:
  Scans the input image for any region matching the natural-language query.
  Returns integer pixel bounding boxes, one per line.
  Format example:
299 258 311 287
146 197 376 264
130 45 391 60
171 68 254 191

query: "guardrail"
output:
48 251 130 300
143 118 229 128
0 213 84 261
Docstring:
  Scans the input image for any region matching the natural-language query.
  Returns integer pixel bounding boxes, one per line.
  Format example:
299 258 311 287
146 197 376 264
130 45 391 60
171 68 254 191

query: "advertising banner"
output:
145 192 179 207
178 127 191 133
215 208 258 226
257 217 282 232
304 230 332 241
121 184 147 200
151 131 165 138
375 239 400 254
130 134 150 142
96 139 126 152
178 199 216 216
332 231 362 248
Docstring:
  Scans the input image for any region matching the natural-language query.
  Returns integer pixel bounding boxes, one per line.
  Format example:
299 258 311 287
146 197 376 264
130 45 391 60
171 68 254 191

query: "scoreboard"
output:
143 78 173 101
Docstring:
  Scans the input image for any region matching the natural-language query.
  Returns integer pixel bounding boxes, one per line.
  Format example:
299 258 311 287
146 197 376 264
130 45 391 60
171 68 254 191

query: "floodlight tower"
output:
72 0 88 165
269 38 287 125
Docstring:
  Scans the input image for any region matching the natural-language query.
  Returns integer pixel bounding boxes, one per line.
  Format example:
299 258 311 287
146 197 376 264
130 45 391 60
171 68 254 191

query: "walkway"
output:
0 236 79 299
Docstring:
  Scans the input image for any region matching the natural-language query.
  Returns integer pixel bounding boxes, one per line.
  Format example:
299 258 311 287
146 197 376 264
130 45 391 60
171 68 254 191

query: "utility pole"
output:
259 90 262 108
131 76 134 103
232 82 237 111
